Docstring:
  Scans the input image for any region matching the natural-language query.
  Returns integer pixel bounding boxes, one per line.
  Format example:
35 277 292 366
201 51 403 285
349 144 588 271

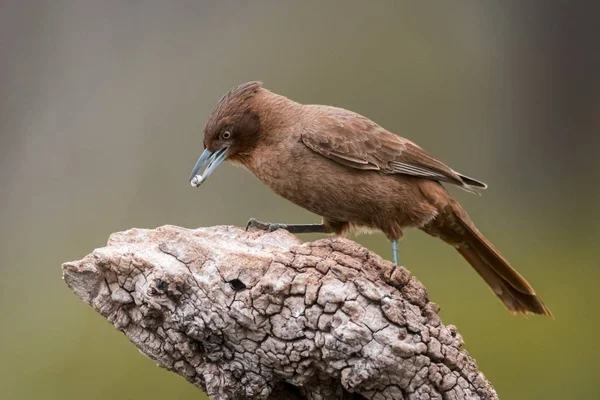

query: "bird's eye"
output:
222 130 232 140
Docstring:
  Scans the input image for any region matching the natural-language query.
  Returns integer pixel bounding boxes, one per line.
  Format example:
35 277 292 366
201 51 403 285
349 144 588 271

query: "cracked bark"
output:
62 225 498 400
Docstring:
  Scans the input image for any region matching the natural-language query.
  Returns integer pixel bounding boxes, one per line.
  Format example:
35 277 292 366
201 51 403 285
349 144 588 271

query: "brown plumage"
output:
189 81 551 316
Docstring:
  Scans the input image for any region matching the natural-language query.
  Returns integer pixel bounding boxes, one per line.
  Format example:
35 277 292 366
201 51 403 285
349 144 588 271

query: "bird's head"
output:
189 81 263 187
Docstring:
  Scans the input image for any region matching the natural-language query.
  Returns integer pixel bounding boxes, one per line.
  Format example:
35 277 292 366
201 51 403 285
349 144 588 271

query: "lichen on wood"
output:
62 225 498 400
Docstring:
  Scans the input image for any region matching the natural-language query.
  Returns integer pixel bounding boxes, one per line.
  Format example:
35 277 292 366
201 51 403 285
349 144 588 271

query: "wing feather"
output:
301 106 486 192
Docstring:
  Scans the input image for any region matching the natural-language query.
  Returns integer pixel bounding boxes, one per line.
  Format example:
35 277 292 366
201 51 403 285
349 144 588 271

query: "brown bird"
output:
189 81 551 316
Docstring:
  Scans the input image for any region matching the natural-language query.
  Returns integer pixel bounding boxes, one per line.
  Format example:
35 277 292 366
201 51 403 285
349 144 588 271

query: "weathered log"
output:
62 225 498 400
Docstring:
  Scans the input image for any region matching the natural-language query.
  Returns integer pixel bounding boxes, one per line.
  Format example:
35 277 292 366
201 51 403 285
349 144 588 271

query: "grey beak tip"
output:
188 147 227 189
190 175 203 188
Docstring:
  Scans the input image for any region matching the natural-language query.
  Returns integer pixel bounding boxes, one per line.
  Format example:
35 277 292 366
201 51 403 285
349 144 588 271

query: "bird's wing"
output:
301 107 487 192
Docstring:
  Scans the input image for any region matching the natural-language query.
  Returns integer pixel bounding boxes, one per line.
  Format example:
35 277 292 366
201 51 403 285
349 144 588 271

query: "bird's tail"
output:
424 201 552 316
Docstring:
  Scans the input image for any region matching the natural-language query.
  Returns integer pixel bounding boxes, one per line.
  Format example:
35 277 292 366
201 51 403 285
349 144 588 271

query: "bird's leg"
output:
391 240 399 266
246 218 330 234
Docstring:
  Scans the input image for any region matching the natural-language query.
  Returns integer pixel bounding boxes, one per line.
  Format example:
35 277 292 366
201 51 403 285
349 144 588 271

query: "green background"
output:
1 1 598 399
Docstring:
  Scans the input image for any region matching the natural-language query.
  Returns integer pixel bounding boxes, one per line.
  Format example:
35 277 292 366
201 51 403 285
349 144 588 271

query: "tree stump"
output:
62 225 498 400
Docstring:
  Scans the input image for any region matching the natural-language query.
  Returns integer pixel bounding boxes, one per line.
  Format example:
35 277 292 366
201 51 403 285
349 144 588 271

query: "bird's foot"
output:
245 218 288 233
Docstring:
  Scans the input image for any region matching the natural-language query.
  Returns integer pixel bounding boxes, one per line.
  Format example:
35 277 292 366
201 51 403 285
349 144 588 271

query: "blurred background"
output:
1 1 598 399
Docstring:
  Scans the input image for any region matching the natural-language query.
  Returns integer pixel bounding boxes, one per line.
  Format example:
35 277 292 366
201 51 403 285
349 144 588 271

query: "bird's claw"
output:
245 218 287 232
245 218 258 231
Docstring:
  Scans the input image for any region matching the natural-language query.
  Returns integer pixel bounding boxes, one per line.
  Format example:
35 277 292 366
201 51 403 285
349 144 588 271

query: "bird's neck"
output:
256 90 303 134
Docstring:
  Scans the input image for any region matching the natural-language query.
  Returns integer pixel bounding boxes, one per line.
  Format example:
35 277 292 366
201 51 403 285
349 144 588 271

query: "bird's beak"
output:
189 147 228 188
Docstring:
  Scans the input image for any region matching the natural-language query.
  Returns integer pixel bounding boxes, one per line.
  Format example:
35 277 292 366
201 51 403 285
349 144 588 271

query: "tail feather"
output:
454 214 552 316
455 217 534 294
456 245 551 316
424 198 552 316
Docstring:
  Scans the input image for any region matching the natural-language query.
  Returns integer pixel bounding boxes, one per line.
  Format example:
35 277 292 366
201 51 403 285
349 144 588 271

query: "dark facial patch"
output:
236 111 260 136
203 82 263 153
